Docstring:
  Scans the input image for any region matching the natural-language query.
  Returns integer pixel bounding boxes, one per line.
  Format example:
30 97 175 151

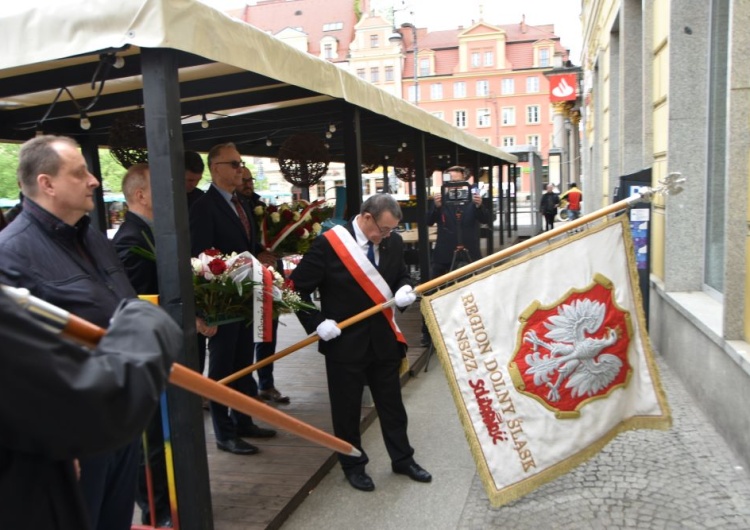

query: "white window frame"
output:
471 52 481 67
483 51 494 67
454 110 467 128
526 76 539 93
502 136 516 147
454 81 466 98
527 134 541 147
476 80 490 97
501 78 514 95
501 106 516 126
527 105 541 124
477 108 491 128
430 83 443 100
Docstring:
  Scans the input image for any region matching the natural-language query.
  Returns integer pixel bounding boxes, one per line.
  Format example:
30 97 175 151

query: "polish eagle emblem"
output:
510 279 632 415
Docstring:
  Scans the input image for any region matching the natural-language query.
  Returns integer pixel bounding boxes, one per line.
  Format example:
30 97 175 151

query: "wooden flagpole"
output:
1 285 361 458
217 173 685 386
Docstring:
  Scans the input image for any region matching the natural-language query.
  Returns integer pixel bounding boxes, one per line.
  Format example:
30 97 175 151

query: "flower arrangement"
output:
253 200 334 255
191 249 314 330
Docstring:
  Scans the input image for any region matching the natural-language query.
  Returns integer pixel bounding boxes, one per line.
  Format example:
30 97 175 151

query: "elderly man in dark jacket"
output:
0 135 145 530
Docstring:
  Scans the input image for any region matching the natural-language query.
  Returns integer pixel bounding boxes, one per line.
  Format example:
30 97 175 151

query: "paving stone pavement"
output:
456 355 750 530
282 353 750 529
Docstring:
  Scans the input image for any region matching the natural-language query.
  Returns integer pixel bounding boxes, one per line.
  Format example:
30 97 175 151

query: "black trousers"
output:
78 439 139 530
325 351 414 474
207 321 257 441
543 212 556 231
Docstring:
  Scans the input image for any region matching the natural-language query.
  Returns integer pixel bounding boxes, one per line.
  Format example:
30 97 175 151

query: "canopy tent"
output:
0 2 517 527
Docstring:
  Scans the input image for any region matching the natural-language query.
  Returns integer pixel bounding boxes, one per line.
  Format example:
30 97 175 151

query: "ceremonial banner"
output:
422 216 671 507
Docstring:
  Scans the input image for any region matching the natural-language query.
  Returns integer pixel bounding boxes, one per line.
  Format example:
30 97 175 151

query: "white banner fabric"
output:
422 216 671 507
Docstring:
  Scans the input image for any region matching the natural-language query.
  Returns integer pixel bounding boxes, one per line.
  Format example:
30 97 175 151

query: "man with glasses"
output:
189 142 277 455
290 194 432 492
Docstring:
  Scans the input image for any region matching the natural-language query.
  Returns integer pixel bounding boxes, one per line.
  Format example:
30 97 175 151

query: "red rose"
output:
294 227 306 238
208 258 227 275
203 248 221 257
267 205 278 213
281 209 294 222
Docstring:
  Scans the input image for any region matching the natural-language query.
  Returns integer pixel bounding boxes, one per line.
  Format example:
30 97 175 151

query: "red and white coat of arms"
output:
510 276 633 417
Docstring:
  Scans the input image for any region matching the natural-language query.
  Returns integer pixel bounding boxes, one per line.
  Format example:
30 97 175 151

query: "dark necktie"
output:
366 241 376 266
231 195 252 240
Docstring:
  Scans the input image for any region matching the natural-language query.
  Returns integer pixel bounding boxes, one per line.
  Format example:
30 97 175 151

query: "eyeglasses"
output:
369 214 398 235
214 160 246 169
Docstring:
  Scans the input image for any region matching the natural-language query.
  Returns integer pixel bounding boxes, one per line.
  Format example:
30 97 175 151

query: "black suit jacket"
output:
427 200 492 266
112 211 158 295
189 184 263 257
290 222 412 363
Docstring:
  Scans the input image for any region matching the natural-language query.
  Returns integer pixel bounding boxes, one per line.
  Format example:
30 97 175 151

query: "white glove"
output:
394 285 417 308
316 319 341 341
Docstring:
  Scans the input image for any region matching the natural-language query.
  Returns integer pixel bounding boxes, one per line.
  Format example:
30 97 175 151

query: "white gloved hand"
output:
394 285 417 308
316 319 341 341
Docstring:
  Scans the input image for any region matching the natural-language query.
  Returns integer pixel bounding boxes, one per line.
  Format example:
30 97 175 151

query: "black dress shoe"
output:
236 424 277 438
345 471 375 492
393 462 432 483
420 334 432 347
216 437 259 455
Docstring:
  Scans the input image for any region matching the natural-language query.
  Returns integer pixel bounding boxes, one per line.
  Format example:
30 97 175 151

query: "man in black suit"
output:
113 163 216 526
290 194 432 492
189 142 277 455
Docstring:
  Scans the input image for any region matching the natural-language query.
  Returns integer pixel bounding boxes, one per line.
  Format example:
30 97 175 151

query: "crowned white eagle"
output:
523 298 622 402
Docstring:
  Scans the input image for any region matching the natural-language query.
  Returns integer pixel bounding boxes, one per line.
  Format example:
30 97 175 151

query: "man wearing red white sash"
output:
290 194 432 492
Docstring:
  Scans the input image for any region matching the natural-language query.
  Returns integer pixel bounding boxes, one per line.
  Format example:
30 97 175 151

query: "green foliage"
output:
0 143 21 200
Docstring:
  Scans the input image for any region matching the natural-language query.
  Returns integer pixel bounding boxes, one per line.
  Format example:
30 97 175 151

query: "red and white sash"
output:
323 225 406 345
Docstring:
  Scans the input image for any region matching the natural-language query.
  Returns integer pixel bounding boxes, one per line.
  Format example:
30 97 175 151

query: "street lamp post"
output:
390 23 419 106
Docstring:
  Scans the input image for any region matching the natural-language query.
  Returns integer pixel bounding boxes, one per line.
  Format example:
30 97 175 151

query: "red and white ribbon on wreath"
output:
261 200 326 251
250 253 274 342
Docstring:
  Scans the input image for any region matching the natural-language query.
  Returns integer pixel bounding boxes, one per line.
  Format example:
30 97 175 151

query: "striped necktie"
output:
231 194 252 240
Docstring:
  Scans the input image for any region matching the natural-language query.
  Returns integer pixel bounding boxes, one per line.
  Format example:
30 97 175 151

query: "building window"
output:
324 44 333 59
370 67 379 83
419 58 430 76
408 85 418 102
527 105 541 124
527 76 539 93
316 181 326 197
484 51 494 67
431 111 444 120
356 69 365 79
370 34 379 48
502 136 516 147
501 78 514 95
430 83 443 100
501 107 515 126
323 22 343 31
476 80 490 97
477 108 491 128
527 135 540 147
454 81 466 98
539 48 550 67
385 66 394 82
454 110 467 128
471 52 481 67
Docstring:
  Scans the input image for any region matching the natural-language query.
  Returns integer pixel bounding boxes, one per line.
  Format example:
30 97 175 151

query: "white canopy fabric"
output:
1 0 516 163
